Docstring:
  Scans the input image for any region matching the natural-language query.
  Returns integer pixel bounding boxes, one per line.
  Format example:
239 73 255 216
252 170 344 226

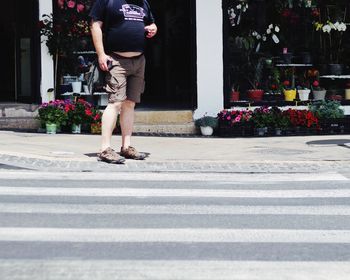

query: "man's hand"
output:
98 54 112 72
145 23 158 38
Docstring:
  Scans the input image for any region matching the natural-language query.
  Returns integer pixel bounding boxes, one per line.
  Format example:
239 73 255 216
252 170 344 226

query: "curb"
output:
0 154 349 173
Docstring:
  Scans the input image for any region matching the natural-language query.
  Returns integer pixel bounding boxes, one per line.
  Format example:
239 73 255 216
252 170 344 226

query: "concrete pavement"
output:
0 130 349 173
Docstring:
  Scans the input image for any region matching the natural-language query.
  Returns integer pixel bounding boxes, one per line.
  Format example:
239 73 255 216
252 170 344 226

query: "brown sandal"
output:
98 147 125 164
120 146 147 160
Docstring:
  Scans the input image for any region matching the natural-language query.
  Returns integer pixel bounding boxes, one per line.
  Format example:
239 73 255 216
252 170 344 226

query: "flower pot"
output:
229 91 240 102
284 89 297 101
275 128 283 136
90 123 102 134
298 89 310 101
72 124 82 134
247 89 264 101
200 126 214 136
71 81 82 93
46 123 57 134
256 127 267 137
312 90 327 101
328 64 344 76
345 89 350 100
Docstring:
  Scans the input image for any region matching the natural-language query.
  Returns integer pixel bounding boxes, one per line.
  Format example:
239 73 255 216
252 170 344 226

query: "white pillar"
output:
194 0 224 119
39 0 54 103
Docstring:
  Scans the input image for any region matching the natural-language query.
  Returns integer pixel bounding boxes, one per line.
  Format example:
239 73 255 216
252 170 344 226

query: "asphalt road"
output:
0 171 349 280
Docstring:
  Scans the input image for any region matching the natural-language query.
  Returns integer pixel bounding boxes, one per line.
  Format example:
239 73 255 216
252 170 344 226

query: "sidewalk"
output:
0 130 349 173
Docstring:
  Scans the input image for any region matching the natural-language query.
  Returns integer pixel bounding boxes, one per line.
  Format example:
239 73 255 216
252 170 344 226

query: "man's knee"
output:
122 100 136 109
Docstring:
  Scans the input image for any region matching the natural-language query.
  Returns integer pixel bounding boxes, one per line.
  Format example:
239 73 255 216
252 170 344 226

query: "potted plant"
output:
246 57 265 102
252 106 273 136
314 5 348 75
311 80 327 101
309 100 345 134
229 84 240 102
217 109 253 137
89 107 102 134
270 107 290 136
65 99 92 134
283 80 296 101
195 115 218 136
297 81 311 101
37 100 68 134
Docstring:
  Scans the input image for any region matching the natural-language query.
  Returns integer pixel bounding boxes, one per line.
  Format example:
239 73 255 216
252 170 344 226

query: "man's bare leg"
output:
120 100 135 149
101 102 122 151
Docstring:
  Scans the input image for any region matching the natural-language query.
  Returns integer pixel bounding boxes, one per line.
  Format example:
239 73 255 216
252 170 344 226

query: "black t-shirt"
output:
89 0 155 53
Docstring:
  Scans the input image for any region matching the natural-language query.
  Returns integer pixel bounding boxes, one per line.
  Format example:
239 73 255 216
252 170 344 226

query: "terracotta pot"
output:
247 89 264 101
229 91 240 102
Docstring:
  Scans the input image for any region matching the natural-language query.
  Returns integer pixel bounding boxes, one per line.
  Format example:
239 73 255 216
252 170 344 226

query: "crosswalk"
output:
0 171 349 280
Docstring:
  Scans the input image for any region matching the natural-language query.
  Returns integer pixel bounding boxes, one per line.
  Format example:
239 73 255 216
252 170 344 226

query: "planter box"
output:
318 118 350 135
218 123 254 137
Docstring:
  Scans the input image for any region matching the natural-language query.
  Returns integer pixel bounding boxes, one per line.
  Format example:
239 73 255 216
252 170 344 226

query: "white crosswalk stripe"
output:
0 171 349 280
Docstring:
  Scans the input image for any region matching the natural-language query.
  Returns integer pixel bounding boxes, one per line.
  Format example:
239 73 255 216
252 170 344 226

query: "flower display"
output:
218 109 253 127
39 0 92 57
64 99 93 125
284 109 319 129
37 100 69 126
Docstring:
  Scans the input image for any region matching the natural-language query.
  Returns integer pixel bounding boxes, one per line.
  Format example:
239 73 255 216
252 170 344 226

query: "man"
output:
89 0 157 163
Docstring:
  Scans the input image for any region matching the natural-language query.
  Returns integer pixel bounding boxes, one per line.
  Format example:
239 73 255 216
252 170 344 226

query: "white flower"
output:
322 24 331 33
262 35 267 41
338 22 347 31
256 34 261 40
236 4 242 9
266 29 271 34
252 31 258 37
269 24 273 29
272 34 280 44
275 26 280 33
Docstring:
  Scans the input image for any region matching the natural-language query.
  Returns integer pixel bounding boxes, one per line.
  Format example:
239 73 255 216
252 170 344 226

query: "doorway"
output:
0 0 40 103
142 0 197 109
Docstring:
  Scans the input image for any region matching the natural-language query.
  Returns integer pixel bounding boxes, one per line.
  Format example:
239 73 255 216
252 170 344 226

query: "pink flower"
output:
67 1 76 8
77 4 85 12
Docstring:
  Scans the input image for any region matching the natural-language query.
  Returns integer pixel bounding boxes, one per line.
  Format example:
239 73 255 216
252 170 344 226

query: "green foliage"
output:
38 104 67 125
309 100 345 119
195 116 219 128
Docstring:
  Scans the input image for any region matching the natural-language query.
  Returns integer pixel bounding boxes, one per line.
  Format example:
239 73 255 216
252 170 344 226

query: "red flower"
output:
85 109 92 116
313 80 319 87
283 80 290 87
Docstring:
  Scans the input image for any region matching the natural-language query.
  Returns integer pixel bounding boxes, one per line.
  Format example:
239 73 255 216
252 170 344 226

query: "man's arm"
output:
90 20 111 72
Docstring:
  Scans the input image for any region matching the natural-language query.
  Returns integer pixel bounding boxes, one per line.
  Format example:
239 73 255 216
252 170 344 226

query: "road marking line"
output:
0 228 350 243
0 187 350 198
0 204 350 215
0 171 347 182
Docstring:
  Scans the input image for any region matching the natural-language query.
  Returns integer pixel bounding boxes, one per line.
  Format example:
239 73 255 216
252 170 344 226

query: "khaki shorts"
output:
105 53 145 104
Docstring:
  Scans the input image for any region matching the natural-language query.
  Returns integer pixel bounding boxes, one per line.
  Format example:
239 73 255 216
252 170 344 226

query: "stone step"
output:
0 104 196 134
134 123 196 134
134 110 193 124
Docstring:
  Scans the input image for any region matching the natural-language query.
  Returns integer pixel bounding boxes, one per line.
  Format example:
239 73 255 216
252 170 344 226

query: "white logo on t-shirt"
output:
120 4 145 21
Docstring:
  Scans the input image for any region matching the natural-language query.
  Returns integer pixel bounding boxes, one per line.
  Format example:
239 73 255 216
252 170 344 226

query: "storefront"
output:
0 0 41 103
38 0 225 119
